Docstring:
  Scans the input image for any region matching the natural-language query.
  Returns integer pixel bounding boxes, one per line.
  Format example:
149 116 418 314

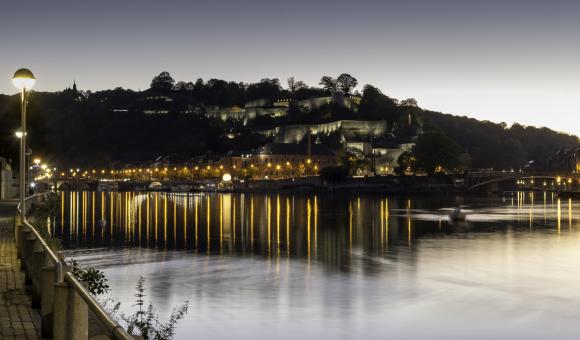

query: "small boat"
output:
97 181 119 192
449 207 467 221
170 184 192 192
148 181 163 191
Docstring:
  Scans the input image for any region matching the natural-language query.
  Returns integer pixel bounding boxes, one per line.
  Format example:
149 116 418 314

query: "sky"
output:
1 0 578 136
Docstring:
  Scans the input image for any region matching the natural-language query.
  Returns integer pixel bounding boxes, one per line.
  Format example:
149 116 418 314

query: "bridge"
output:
465 171 580 191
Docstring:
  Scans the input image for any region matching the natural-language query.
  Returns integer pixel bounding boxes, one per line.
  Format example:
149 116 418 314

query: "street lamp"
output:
13 68 35 221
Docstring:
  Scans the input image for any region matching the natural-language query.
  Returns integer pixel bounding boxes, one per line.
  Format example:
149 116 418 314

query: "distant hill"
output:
422 111 578 170
0 73 577 171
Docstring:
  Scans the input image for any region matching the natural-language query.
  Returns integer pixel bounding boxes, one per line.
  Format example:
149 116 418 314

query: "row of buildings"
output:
68 83 421 178
204 92 361 124
126 85 418 177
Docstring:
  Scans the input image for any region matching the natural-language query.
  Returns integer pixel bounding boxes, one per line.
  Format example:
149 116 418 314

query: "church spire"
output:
72 80 77 92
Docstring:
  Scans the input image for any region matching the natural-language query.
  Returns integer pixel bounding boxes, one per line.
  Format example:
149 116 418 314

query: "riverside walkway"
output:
0 200 40 339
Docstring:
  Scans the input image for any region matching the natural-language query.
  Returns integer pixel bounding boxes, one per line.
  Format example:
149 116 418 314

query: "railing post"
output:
53 281 89 340
24 233 37 285
41 265 55 337
19 226 31 270
14 216 21 258
31 245 44 308
53 282 69 340
69 284 89 340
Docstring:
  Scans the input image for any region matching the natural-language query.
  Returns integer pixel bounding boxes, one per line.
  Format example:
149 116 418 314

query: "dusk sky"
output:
1 0 578 136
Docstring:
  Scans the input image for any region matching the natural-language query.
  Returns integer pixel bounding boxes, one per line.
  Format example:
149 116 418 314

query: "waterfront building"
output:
0 157 16 199
261 120 388 144
202 92 360 124
297 92 361 112
222 143 336 179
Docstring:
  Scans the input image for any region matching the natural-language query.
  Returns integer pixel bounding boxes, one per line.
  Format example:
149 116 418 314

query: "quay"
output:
0 200 40 339
49 171 580 194
1 195 135 340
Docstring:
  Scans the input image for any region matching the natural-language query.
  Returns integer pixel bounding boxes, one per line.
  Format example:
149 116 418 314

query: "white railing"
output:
16 192 135 340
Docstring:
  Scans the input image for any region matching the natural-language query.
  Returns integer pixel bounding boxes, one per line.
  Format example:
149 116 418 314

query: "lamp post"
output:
12 68 36 221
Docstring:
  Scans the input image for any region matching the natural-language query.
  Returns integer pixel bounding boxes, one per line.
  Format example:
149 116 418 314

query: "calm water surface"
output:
53 191 580 340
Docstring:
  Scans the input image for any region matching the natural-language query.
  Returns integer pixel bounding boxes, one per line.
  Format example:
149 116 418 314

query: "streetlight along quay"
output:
12 68 35 220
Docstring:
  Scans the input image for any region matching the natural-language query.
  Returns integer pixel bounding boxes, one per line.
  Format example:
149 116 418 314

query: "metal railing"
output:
16 192 134 340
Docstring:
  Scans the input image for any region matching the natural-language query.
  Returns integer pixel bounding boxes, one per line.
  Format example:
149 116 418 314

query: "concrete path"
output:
0 201 41 339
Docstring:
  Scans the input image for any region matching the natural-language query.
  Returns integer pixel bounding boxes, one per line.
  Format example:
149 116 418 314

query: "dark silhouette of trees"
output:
400 98 418 107
174 81 194 91
287 77 306 95
201 79 246 107
395 151 416 175
336 73 358 94
319 74 358 94
246 78 281 101
150 72 175 90
413 131 463 174
294 87 328 100
357 85 400 122
0 73 576 173
421 111 577 170
319 76 338 92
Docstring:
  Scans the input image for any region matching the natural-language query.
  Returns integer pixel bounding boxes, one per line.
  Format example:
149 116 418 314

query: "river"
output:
52 191 580 339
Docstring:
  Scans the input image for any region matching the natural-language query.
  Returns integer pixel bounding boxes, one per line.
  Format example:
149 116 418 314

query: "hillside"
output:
0 73 577 172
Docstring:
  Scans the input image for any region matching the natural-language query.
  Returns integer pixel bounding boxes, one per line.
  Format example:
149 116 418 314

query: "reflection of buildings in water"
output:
557 198 561 233
54 192 578 271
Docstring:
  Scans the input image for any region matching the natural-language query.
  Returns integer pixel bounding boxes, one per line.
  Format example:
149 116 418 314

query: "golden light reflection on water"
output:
286 197 290 256
557 198 561 234
276 195 280 253
306 198 311 258
183 195 187 247
53 192 579 260
569 198 573 229
349 201 353 251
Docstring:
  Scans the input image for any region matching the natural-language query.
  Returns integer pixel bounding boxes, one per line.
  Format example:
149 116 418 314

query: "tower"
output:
72 80 77 92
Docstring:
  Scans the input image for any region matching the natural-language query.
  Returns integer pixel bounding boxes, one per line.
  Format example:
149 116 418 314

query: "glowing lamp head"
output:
12 68 36 91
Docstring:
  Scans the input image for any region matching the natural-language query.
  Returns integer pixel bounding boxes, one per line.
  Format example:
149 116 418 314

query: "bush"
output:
320 166 349 184
122 277 189 340
69 260 110 296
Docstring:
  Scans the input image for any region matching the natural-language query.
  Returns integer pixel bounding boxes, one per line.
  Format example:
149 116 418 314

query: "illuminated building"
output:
222 143 336 179
0 157 16 199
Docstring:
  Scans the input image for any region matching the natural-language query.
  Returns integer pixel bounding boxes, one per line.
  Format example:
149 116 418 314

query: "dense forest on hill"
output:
421 111 577 170
0 73 577 170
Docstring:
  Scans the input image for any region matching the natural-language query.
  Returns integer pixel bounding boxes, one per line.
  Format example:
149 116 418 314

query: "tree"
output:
319 76 337 92
150 72 175 90
395 151 416 175
336 73 358 94
174 81 194 91
357 85 400 122
400 98 418 107
287 77 306 94
413 131 463 174
246 78 281 101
